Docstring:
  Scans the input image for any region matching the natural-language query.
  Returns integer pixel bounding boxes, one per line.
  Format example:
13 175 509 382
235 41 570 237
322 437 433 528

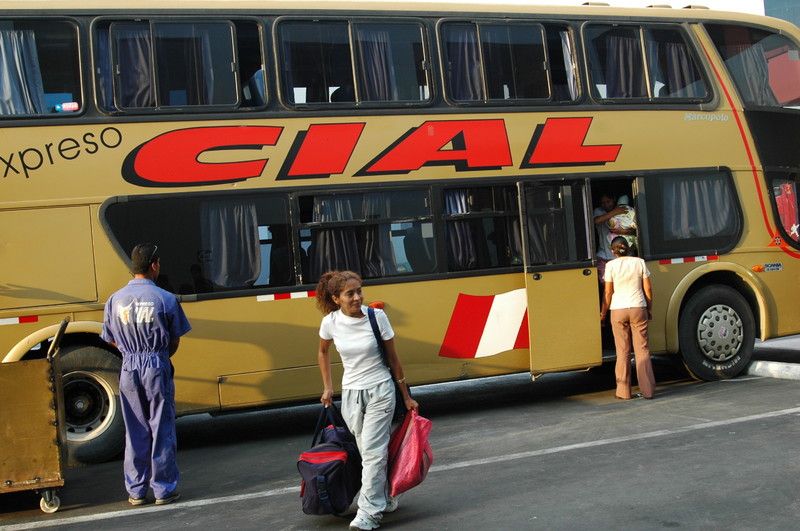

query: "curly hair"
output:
315 270 362 314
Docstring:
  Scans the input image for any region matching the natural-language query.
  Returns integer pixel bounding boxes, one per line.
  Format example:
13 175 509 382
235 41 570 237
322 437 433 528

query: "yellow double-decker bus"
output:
2 0 799 464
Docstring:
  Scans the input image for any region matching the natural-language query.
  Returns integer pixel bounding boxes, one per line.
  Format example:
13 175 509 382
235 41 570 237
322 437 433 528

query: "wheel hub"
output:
696 304 744 362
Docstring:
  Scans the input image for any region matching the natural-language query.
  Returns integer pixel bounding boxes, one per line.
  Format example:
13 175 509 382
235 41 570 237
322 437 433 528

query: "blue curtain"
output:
445 190 478 270
445 25 485 101
0 30 46 115
606 34 647 98
357 28 397 101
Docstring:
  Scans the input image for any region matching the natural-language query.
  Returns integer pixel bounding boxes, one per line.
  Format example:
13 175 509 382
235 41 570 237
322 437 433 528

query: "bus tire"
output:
59 344 125 465
678 284 755 381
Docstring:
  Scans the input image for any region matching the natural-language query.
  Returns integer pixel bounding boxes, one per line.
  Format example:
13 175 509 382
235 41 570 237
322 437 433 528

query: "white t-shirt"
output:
603 256 651 309
319 305 394 390
593 206 614 260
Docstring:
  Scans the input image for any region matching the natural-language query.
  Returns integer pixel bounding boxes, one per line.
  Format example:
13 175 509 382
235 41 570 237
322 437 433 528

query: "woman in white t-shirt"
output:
316 270 418 531
600 237 656 400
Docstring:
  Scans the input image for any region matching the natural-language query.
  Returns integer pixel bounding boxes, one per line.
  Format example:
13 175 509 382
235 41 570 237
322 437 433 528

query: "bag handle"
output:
311 402 348 447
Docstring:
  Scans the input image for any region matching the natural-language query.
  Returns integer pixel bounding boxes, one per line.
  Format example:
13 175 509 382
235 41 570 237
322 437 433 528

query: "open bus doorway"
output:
590 178 638 354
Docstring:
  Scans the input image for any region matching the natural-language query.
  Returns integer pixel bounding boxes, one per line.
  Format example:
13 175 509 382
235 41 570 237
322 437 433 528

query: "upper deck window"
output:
95 20 246 111
0 20 81 117
706 24 800 109
585 24 709 102
278 20 430 106
441 21 577 104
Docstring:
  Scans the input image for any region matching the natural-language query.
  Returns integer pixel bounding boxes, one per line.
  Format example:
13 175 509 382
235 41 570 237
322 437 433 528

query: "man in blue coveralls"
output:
102 243 191 506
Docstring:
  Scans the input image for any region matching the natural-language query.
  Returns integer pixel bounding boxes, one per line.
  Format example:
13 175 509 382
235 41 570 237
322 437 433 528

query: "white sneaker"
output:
349 513 380 531
384 494 401 513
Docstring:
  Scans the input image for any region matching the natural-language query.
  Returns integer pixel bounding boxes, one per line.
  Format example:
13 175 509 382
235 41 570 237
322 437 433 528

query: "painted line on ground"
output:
5 406 800 530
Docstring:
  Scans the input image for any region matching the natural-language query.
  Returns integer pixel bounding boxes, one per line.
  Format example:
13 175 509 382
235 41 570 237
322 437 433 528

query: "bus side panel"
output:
0 207 97 310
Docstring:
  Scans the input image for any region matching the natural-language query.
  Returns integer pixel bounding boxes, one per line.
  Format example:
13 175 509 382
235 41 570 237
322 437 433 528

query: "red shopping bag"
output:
387 410 433 497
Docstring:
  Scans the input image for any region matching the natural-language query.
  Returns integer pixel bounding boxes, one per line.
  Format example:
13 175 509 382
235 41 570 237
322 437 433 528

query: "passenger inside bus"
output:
606 194 638 254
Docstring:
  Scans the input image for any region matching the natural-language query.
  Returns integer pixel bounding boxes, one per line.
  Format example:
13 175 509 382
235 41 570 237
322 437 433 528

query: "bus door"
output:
518 180 602 374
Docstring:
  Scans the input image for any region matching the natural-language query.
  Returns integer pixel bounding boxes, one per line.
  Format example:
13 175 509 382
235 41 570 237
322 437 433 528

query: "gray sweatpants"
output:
341 379 395 521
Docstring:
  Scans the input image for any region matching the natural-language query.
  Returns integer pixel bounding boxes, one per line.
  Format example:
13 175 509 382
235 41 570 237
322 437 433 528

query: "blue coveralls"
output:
101 278 191 499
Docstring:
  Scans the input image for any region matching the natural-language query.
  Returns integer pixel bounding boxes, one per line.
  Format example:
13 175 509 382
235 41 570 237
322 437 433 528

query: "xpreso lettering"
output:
2 127 123 178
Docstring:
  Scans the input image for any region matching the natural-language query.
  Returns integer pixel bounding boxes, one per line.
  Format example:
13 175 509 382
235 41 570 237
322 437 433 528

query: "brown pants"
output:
610 307 656 399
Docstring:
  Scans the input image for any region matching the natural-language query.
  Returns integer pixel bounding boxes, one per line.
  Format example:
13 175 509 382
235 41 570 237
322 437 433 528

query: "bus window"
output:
299 189 431 280
441 22 551 103
586 24 709 101
279 20 429 105
546 25 578 101
96 20 239 111
103 193 291 295
644 28 709 99
769 173 800 245
586 25 647 99
237 21 266 108
279 21 352 104
443 186 522 270
521 182 591 266
638 170 742 258
706 24 800 109
0 20 81 116
353 23 429 102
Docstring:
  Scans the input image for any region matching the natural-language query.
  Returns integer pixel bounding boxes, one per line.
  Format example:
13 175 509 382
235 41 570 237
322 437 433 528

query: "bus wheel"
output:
59 344 125 465
678 285 755 381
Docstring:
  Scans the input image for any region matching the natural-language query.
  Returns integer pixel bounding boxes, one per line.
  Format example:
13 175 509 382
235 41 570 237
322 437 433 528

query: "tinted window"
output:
639 171 741 258
522 182 590 266
279 20 429 105
0 20 81 117
442 22 576 103
706 24 800 109
96 20 241 111
298 190 433 280
586 24 709 101
444 186 523 270
768 172 800 247
103 193 294 295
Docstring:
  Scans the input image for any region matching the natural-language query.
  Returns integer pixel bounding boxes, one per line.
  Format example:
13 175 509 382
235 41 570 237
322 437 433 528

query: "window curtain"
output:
177 28 214 105
445 190 477 270
605 34 646 98
560 31 578 100
309 197 361 280
200 201 261 288
662 175 735 239
357 28 397 101
0 30 46 115
647 39 703 98
524 185 568 265
446 25 485 101
362 193 399 277
96 29 115 111
115 25 155 108
721 44 779 107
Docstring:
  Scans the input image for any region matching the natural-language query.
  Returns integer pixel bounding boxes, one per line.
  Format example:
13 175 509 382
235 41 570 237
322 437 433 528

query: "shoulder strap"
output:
367 307 388 365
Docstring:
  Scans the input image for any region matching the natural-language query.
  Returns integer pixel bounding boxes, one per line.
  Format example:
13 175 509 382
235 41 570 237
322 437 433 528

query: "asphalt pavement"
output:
0 336 798 530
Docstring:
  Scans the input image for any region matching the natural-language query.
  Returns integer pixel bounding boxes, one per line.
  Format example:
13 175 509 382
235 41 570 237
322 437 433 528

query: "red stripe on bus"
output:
438 293 495 358
19 315 38 323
